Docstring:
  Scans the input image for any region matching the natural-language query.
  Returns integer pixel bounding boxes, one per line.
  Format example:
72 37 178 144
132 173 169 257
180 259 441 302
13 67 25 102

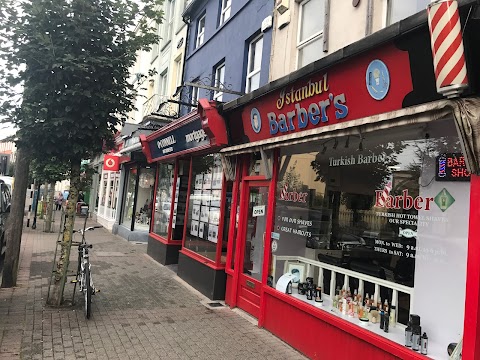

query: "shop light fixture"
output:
332 139 338 149
358 140 363 151
321 144 327 154
345 136 350 148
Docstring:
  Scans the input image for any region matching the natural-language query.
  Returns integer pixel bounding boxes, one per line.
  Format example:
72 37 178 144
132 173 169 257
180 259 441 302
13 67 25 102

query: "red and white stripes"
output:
427 0 468 97
280 183 288 200
376 175 393 207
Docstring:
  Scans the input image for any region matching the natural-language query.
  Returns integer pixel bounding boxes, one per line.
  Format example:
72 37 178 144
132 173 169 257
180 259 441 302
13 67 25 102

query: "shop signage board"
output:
147 118 210 161
241 43 413 143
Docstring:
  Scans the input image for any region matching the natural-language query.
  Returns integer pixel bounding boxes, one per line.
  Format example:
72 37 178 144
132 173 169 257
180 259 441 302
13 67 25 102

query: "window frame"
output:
245 34 263 93
296 0 325 69
213 62 225 102
190 82 200 112
162 0 175 45
196 14 206 48
219 0 232 26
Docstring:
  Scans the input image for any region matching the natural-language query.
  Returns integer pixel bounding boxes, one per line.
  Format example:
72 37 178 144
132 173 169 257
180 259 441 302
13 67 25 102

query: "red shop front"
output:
220 7 480 359
140 99 231 299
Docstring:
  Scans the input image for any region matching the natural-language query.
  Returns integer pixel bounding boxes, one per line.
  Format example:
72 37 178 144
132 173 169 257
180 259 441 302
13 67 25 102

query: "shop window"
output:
196 14 206 48
385 0 430 26
269 119 469 352
121 166 155 231
100 176 108 206
184 154 229 263
171 160 190 240
245 34 263 93
122 167 137 226
297 0 325 68
219 0 231 26
152 163 174 238
134 167 155 231
213 62 225 102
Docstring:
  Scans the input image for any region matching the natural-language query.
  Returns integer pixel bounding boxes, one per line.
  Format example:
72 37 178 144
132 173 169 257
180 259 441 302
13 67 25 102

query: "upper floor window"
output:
190 82 200 112
213 62 225 102
245 34 263 93
297 0 325 69
159 70 168 98
151 22 160 63
196 14 206 48
162 0 175 45
385 0 430 26
220 0 232 26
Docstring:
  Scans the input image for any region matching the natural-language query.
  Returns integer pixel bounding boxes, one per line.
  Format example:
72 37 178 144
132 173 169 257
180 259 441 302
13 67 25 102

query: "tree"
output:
0 0 163 303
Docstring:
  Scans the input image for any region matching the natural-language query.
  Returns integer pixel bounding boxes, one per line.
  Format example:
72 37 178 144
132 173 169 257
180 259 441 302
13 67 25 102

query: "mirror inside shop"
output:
269 119 469 357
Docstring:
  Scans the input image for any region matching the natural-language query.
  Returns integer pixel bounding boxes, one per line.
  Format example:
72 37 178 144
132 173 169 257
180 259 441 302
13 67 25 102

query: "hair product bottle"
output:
383 311 389 333
405 322 413 347
389 305 396 327
412 328 420 351
421 333 428 355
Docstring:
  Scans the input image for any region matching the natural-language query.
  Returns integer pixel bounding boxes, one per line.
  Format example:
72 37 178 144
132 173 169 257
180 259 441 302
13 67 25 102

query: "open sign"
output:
252 205 265 217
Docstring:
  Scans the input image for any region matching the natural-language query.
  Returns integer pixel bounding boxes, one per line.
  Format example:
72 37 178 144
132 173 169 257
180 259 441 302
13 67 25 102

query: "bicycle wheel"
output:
84 262 92 319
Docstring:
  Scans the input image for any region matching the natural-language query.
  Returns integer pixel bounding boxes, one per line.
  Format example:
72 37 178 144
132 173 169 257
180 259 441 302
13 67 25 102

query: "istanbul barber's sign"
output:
242 43 414 143
147 118 210 161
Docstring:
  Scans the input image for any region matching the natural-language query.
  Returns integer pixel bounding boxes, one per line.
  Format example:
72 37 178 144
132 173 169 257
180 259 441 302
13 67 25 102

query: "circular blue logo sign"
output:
366 59 390 101
251 108 262 133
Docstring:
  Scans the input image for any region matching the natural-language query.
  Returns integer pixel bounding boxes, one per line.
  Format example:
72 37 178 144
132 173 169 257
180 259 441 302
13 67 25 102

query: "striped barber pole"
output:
427 0 468 98
376 176 393 207
280 183 288 200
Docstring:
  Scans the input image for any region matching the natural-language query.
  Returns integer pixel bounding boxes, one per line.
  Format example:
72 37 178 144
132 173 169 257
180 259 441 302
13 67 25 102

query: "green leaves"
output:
0 0 163 163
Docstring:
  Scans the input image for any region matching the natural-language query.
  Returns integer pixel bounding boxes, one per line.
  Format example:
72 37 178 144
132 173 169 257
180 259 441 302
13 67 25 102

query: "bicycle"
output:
72 225 102 319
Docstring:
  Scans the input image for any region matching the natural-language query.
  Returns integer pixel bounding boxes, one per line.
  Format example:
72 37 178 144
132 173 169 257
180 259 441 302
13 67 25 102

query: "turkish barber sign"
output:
241 43 413 143
103 154 120 171
148 118 210 161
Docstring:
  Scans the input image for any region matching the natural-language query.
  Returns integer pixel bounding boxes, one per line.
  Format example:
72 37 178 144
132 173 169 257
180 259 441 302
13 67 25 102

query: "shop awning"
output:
220 97 480 175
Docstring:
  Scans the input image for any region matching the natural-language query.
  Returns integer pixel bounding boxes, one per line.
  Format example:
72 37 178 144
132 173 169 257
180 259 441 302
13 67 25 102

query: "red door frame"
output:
235 179 271 317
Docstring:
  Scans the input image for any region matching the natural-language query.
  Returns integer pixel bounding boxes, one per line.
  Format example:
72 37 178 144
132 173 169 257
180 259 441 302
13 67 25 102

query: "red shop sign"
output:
241 43 413 143
103 154 120 171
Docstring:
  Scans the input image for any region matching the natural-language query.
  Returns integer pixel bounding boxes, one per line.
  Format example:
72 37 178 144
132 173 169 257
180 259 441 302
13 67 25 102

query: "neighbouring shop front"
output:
220 5 480 359
140 99 230 299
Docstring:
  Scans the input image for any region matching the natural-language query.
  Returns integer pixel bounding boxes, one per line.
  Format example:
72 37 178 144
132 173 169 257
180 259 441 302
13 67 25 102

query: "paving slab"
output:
0 214 307 360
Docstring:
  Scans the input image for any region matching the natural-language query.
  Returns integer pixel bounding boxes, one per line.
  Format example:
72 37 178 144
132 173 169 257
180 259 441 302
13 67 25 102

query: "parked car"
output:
0 179 12 255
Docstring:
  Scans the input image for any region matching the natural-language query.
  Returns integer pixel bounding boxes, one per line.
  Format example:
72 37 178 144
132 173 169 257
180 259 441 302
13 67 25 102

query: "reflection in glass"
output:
270 119 466 326
122 167 137 226
133 167 155 231
152 163 174 238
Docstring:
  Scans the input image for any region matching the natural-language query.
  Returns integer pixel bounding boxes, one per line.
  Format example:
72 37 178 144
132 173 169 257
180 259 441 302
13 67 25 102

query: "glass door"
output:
237 181 269 318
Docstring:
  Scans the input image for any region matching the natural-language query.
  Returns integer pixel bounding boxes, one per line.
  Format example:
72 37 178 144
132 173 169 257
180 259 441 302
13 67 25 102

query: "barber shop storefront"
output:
220 5 480 359
140 99 230 299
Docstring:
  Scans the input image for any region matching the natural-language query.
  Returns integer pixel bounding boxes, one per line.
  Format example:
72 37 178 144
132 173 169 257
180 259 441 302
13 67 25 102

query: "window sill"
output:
180 248 226 270
161 39 172 53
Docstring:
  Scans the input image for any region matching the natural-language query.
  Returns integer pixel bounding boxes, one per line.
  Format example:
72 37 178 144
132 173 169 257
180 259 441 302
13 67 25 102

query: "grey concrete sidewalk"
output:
0 215 306 360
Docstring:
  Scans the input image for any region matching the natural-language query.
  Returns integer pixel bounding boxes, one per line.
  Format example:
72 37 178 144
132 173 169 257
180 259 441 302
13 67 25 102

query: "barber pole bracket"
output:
427 0 468 98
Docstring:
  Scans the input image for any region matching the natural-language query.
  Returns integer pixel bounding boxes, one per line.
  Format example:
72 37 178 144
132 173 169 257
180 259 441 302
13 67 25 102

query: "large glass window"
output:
386 0 430 26
219 0 231 25
269 119 469 352
196 14 206 48
134 167 155 231
152 163 174 238
297 0 325 68
122 167 137 225
213 62 225 102
171 160 190 240
185 154 230 262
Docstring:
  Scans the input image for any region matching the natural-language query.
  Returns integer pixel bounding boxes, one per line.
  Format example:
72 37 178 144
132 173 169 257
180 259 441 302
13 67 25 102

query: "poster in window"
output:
200 205 209 223
192 204 200 220
171 214 176 229
209 207 220 225
195 174 204 189
193 190 202 205
212 168 223 189
208 224 219 243
190 220 199 236
199 221 206 239
203 172 212 190
210 190 221 207
202 190 211 206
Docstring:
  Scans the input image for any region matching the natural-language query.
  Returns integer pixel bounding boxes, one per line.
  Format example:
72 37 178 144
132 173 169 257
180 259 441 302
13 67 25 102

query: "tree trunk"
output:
47 161 80 306
1 148 31 288
44 182 55 232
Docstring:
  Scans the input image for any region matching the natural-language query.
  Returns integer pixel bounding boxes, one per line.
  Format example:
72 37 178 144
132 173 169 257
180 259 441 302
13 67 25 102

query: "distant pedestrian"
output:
55 192 63 211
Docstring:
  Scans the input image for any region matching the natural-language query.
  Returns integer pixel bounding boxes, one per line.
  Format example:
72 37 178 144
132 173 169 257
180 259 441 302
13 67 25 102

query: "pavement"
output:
0 213 306 360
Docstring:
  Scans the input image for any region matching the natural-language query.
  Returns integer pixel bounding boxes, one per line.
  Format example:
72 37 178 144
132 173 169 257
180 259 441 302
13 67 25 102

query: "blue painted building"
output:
181 0 274 112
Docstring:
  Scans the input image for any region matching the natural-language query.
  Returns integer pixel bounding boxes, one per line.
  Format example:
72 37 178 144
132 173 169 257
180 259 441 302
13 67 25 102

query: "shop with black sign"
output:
140 99 231 299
